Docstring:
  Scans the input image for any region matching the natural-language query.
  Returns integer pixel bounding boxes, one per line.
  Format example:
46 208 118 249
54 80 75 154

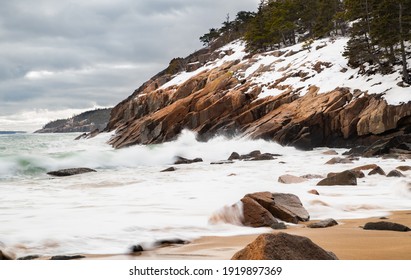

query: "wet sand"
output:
85 211 411 260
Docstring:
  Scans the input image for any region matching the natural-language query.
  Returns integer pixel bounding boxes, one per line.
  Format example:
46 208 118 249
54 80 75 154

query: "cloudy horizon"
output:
0 0 259 132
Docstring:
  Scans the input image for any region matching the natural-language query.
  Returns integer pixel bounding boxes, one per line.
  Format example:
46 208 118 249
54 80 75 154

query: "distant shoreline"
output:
0 131 27 135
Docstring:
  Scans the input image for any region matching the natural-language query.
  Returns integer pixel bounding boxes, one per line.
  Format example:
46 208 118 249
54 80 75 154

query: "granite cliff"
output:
105 38 411 151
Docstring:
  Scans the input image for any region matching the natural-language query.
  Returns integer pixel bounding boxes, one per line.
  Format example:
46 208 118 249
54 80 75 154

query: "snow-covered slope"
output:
162 37 410 105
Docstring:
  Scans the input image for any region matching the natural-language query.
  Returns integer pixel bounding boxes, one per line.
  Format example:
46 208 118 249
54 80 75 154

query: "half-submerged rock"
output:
47 168 97 177
317 170 357 186
231 233 338 260
307 218 338 228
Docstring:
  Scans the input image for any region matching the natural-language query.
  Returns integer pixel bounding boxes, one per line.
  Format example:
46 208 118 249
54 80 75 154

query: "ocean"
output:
0 131 410 258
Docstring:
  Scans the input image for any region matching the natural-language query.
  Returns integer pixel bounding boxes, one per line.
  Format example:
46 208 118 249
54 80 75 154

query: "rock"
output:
327 170 364 178
247 153 275 161
241 197 279 228
397 166 411 172
363 222 410 232
271 223 287 230
0 247 15 260
317 170 357 186
47 168 97 177
302 174 324 179
160 167 176 172
368 166 386 176
245 192 310 224
363 135 411 158
307 218 338 228
278 175 308 184
154 239 189 247
386 170 405 177
74 133 87 140
227 152 240 160
322 150 338 155
210 160 234 165
231 233 338 260
50 255 86 260
325 157 353 164
130 245 144 253
352 164 379 171
240 150 261 159
17 255 41 260
308 189 320 195
174 156 203 165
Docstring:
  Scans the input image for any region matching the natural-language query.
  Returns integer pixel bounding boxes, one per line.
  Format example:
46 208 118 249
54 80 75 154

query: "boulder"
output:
231 233 338 260
130 245 144 253
368 166 386 176
322 150 338 155
174 156 203 165
0 247 15 260
396 166 411 172
278 175 308 184
17 255 41 260
363 221 410 232
160 167 176 172
352 164 379 171
227 152 240 160
328 170 364 179
308 189 320 195
50 255 86 260
317 170 357 186
47 168 97 177
302 174 324 179
154 239 189 247
241 196 279 228
386 170 405 177
325 157 353 165
245 192 310 224
210 160 234 165
307 218 338 228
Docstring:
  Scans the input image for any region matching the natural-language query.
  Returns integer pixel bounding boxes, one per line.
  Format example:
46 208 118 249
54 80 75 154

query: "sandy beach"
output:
83 210 411 260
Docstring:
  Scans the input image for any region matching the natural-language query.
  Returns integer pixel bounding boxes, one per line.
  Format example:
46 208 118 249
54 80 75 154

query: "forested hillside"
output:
200 0 410 83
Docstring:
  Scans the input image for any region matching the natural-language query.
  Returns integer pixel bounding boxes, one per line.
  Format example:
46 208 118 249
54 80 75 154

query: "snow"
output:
159 37 410 105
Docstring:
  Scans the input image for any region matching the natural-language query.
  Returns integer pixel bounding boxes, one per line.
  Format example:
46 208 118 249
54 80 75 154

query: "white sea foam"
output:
0 131 410 257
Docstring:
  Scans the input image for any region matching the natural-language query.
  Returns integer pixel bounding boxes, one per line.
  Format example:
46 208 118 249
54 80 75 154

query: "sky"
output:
0 0 259 131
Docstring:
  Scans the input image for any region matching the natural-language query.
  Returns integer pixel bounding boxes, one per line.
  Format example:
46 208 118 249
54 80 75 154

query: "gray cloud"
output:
0 0 259 130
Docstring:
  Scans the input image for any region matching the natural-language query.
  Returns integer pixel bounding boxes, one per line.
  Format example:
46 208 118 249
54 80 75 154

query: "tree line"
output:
200 0 411 83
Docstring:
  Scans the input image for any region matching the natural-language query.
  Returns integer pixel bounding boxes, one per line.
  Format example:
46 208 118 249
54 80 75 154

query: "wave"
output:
0 130 288 179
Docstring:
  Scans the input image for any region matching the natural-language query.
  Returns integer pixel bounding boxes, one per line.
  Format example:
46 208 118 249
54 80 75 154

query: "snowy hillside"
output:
162 37 410 106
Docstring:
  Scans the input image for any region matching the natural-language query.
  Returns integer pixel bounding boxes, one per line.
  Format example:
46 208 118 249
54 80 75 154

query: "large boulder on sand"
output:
241 197 279 228
231 233 338 260
363 221 410 232
244 192 309 224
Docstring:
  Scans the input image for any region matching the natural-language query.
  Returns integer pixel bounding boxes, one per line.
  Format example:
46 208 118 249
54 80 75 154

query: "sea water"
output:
0 131 410 257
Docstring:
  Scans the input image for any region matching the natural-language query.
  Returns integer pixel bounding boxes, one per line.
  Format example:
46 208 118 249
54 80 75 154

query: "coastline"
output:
82 210 411 260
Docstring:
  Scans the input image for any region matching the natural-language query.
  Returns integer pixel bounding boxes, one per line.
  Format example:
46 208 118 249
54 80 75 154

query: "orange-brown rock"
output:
231 233 338 260
104 43 411 151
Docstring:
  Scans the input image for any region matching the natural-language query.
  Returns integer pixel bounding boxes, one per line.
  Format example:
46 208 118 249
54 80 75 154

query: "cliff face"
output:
106 38 411 150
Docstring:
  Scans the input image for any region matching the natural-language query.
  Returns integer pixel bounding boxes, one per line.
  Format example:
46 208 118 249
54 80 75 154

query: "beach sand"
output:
85 211 411 260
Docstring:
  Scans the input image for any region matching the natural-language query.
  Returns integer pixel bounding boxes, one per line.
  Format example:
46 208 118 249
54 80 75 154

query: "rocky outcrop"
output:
47 168 97 177
102 37 411 151
231 233 338 260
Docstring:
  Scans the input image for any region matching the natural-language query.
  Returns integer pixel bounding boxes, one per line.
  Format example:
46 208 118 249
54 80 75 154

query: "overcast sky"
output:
0 0 259 131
